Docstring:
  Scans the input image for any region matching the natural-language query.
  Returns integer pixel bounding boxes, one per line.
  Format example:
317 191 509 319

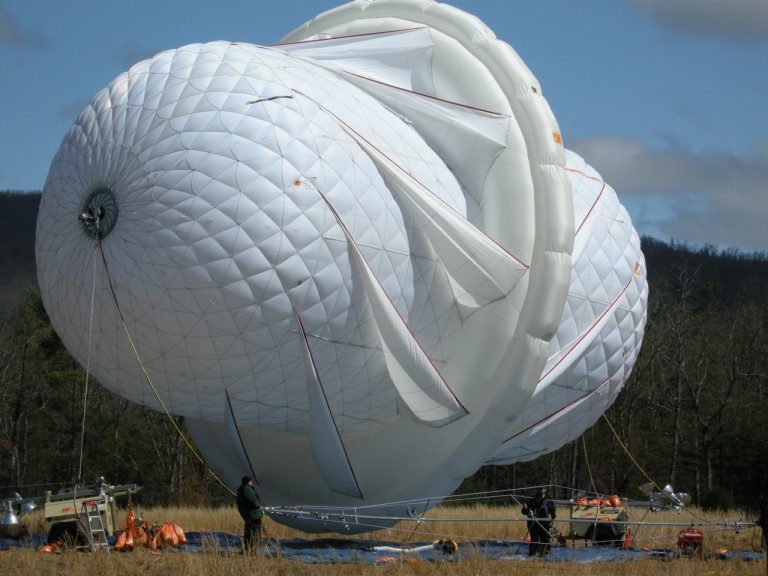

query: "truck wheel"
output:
589 523 621 547
48 523 82 547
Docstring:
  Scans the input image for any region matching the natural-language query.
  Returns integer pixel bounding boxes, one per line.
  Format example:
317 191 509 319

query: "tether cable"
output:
97 244 235 496
71 238 102 522
77 238 100 482
602 414 666 496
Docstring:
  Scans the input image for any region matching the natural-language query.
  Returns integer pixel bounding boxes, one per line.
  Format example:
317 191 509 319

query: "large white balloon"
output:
35 0 642 533
487 150 648 464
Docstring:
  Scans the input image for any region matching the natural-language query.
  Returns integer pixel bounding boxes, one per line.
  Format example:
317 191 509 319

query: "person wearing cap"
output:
521 486 557 557
236 475 264 552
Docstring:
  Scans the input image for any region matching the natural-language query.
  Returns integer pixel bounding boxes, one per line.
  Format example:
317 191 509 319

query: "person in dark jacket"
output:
521 487 556 557
236 476 263 552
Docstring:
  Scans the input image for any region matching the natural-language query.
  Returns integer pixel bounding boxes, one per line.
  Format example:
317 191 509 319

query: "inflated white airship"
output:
36 0 644 532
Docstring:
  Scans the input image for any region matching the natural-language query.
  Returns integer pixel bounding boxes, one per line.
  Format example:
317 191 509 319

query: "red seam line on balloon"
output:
276 27 505 112
273 26 428 48
497 273 637 446
339 70 505 116
313 181 469 417
498 375 613 448
565 167 607 238
538 273 635 385
564 166 604 185
291 87 528 270
225 388 260 487
293 307 363 499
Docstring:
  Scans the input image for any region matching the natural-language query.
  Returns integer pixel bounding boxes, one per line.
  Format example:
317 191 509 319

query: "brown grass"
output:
2 503 765 576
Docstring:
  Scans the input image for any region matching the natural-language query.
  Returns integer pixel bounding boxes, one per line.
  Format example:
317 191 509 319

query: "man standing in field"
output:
236 476 264 553
521 487 557 557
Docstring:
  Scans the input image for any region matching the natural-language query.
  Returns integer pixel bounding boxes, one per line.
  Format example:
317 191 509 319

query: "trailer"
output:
44 479 140 546
567 497 628 546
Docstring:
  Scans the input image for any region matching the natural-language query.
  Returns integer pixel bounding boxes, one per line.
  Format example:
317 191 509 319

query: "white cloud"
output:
0 8 23 45
0 7 44 47
118 39 159 71
628 0 768 41
570 136 768 253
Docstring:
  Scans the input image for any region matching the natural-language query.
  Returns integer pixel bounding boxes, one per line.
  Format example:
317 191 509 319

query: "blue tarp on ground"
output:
2 532 764 564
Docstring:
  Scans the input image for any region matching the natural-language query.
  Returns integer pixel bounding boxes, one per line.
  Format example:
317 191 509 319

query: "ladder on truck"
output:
78 499 109 552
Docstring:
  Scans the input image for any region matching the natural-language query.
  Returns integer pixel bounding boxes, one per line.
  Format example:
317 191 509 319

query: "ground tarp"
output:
1 532 765 564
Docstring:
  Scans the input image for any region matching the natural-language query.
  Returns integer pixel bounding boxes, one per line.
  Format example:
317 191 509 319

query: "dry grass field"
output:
1 503 765 576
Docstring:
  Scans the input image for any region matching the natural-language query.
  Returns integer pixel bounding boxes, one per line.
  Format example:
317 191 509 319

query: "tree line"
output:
460 238 768 513
1 191 766 511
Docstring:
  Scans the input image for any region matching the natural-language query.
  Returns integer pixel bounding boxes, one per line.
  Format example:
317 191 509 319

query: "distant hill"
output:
0 191 40 313
641 235 768 306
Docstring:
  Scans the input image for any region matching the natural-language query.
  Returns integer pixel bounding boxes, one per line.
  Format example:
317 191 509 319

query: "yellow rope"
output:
118 319 234 496
99 247 235 497
602 413 666 496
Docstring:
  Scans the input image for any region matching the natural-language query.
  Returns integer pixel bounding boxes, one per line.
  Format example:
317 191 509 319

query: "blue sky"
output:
2 0 766 253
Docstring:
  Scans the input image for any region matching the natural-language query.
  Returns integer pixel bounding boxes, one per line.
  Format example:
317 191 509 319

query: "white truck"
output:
567 497 628 546
44 479 140 546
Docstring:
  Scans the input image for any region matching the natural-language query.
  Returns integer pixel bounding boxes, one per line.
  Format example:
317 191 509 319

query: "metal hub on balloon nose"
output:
79 187 118 239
